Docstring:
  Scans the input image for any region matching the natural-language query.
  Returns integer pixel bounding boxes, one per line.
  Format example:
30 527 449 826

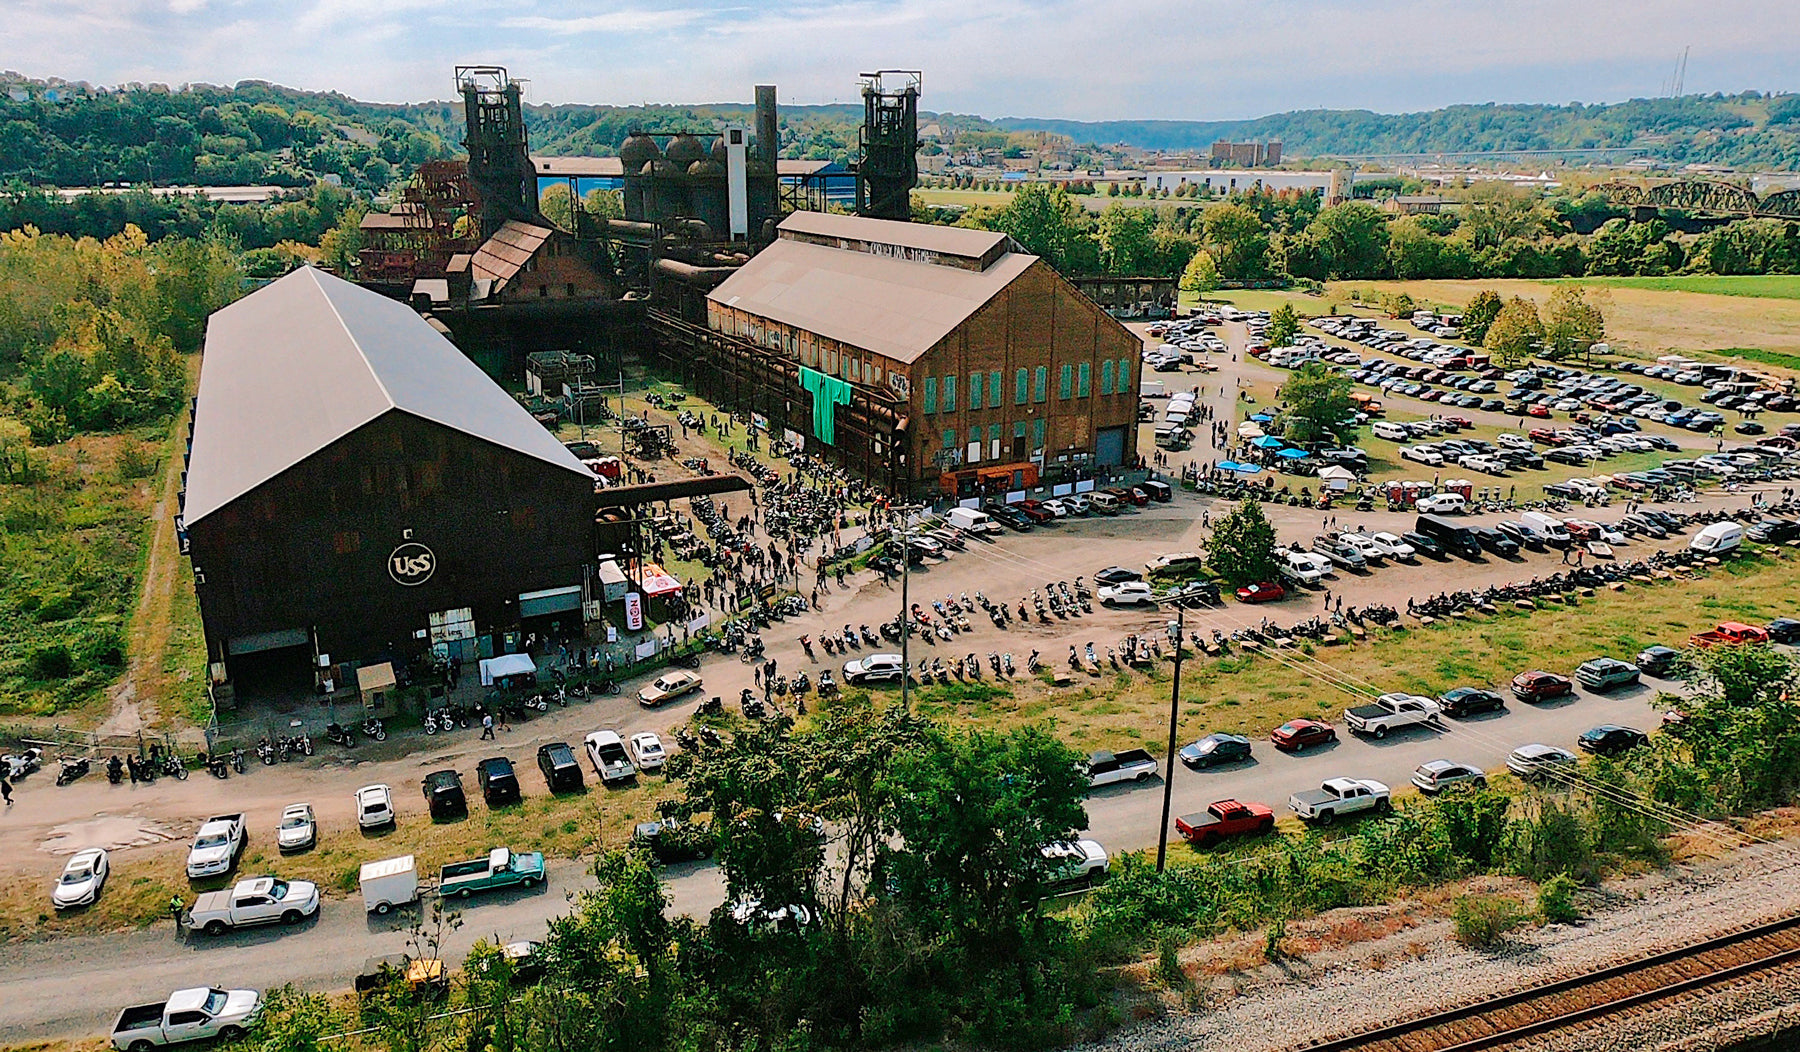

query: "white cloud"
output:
4 0 1797 117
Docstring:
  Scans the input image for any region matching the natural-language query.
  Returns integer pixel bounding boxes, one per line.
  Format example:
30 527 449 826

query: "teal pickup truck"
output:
438 848 545 899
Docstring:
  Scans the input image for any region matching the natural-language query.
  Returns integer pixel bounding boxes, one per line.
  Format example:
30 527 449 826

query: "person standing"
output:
0 775 11 806
170 895 185 936
481 713 495 740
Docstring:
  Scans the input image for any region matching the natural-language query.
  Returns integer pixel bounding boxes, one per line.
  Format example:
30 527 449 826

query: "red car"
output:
1011 500 1055 525
1443 415 1473 429
1526 404 1553 418
1689 622 1770 649
1111 486 1148 507
1528 428 1566 446
1510 669 1574 702
1235 581 1286 604
1271 719 1337 752
1175 799 1276 847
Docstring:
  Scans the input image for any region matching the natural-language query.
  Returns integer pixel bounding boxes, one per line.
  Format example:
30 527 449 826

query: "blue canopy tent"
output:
1250 435 1286 449
1250 412 1276 423
1276 447 1311 459
1219 460 1264 475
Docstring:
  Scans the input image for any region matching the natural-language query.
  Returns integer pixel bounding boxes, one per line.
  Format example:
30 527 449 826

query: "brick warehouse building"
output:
182 267 597 695
691 212 1140 497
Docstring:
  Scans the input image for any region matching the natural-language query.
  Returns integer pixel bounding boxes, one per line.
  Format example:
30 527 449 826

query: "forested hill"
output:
994 93 1800 169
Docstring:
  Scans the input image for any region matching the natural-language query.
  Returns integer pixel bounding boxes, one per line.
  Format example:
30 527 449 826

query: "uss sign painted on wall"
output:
388 542 436 586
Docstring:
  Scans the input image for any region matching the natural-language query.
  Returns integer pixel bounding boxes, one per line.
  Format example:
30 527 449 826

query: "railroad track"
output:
1291 913 1800 1052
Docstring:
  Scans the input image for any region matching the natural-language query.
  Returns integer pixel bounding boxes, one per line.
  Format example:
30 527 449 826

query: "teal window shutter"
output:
942 428 956 451
942 375 956 412
923 377 937 414
988 423 1001 442
1015 368 1028 405
1077 362 1091 397
969 372 982 411
1059 364 1073 399
990 370 1003 407
1013 420 1026 438
1118 357 1131 393
1031 418 1045 451
1033 366 1047 403
1101 360 1115 395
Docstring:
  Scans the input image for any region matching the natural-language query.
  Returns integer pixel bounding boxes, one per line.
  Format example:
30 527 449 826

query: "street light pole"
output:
900 520 911 712
1155 604 1185 873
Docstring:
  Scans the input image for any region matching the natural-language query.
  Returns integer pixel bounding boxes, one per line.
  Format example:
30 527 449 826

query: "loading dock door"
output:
226 627 310 656
518 586 582 618
1095 426 1127 467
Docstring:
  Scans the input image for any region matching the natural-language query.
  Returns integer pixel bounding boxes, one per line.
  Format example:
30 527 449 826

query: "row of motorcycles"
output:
323 717 389 749
2 745 203 787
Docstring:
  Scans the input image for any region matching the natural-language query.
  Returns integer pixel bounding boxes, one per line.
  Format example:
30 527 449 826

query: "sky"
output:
4 0 1798 121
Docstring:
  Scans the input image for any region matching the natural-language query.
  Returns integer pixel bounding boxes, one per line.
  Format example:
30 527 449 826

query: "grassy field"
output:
1552 275 1800 301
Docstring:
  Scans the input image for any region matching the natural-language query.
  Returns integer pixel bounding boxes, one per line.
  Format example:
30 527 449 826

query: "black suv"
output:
477 757 521 806
537 742 584 793
423 769 467 820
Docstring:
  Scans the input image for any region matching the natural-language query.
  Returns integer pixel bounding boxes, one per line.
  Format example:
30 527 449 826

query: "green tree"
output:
1278 360 1357 445
1267 302 1299 347
1206 498 1280 586
1461 289 1504 343
1097 202 1159 275
992 182 1084 271
1200 202 1269 278
1386 216 1445 279
1179 249 1220 295
1648 644 1800 813
539 183 576 231
1542 284 1606 361
246 985 348 1052
1302 201 1390 279
582 187 624 220
1483 296 1543 366
1379 290 1416 319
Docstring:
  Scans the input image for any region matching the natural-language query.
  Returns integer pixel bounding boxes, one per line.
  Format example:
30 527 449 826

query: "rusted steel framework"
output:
645 308 908 493
357 160 481 286
1598 180 1800 220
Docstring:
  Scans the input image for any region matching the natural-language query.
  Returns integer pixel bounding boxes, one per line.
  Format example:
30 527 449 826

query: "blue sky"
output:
4 0 1796 120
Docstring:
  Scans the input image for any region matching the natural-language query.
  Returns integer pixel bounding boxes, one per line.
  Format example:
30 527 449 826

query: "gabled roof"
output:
185 267 592 525
776 210 1010 263
706 236 1037 364
469 220 553 293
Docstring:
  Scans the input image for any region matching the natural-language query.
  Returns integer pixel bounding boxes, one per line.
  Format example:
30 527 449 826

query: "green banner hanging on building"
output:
798 365 853 445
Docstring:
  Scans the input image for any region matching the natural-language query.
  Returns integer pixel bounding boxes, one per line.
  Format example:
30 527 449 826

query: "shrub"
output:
1452 894 1528 948
27 643 74 681
1156 932 1187 988
1536 873 1581 924
115 440 159 481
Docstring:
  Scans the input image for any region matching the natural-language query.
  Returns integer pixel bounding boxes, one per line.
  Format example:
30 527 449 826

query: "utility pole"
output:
1155 605 1185 873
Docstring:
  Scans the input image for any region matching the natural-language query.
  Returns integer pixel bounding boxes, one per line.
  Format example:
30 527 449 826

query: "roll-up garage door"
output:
518 585 582 618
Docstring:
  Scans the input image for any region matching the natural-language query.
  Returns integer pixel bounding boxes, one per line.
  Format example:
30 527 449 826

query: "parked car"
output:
1270 718 1337 752
186 876 321 935
1689 621 1769 648
476 757 521 806
1165 579 1223 607
1437 686 1505 717
844 652 906 684
638 670 703 707
276 804 317 853
1175 799 1276 846
112 988 261 1050
536 742 584 793
1083 749 1158 787
1767 618 1800 645
1401 531 1444 558
584 731 637 784
1635 645 1682 677
1235 581 1286 603
1412 760 1487 794
356 785 396 829
629 732 667 772
632 815 713 864
1178 733 1252 769
1041 840 1110 889
52 846 109 910
1098 581 1158 607
1146 552 1205 574
422 771 466 820
1343 693 1442 739
1507 743 1579 781
1289 778 1390 824
438 847 545 899
186 814 247 878
1575 657 1641 692
1510 670 1574 702
1093 566 1143 585
1577 724 1648 757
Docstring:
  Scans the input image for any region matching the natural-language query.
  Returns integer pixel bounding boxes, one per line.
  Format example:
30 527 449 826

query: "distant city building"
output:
1211 139 1282 167
1145 169 1335 198
1382 194 1451 214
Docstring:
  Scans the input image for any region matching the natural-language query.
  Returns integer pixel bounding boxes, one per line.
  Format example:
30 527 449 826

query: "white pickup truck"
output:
112 987 261 1050
186 876 320 935
1343 693 1443 739
1084 749 1158 788
1288 778 1391 824
184 814 246 879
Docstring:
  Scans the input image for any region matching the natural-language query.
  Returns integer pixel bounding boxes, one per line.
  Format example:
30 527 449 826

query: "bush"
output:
114 440 158 481
1452 894 1528 948
1536 873 1581 925
26 643 73 681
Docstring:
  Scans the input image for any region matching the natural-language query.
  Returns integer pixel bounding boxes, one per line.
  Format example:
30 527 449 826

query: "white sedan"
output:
277 803 317 852
1370 532 1417 560
1097 581 1158 607
355 784 396 829
1038 499 1070 518
629 732 667 772
51 847 109 910
1400 446 1444 466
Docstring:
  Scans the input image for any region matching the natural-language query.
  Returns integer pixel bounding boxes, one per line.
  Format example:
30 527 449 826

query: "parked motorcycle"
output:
56 755 91 786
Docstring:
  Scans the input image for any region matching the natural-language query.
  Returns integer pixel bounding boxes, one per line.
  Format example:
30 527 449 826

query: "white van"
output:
946 507 1000 536
1372 421 1411 442
1690 522 1743 555
1520 511 1572 547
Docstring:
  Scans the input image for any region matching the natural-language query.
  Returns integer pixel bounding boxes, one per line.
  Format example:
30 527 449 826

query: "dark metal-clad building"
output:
183 267 597 692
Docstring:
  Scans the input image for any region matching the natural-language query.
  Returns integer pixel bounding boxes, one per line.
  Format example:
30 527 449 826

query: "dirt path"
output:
105 357 202 736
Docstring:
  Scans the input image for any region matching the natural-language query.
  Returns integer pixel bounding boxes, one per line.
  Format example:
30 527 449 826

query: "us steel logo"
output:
388 542 436 586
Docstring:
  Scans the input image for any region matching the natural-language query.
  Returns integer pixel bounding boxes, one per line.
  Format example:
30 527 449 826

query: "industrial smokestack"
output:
755 85 779 221
726 126 749 240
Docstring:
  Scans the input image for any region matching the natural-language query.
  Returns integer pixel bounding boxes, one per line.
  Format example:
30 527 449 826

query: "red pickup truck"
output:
1175 799 1276 847
1689 622 1770 648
